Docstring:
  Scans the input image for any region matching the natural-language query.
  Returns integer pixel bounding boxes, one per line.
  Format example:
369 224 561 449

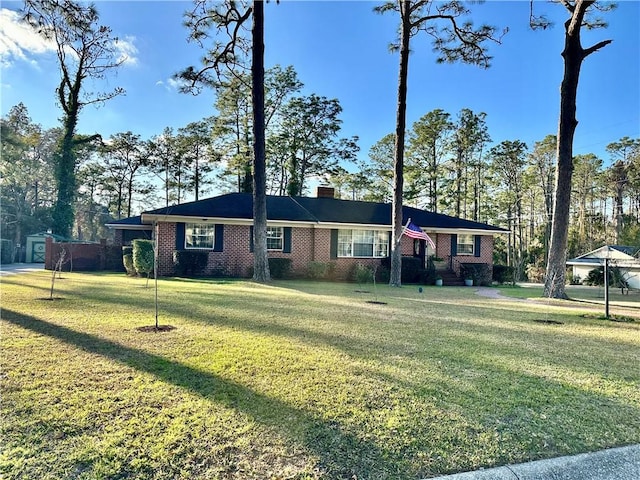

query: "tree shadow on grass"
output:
2 309 407 479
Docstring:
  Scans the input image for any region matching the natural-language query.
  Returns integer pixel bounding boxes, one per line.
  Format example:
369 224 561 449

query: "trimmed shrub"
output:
307 261 328 279
1 239 14 264
123 254 135 276
401 257 424 283
173 250 208 277
105 245 125 271
376 265 390 284
122 246 135 275
269 258 292 279
306 261 336 280
493 265 514 284
380 256 425 283
351 263 374 284
461 263 491 286
132 239 155 284
419 268 437 285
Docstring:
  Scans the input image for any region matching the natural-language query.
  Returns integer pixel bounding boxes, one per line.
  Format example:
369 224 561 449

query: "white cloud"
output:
156 77 187 92
167 78 182 90
0 8 139 68
115 35 138 66
0 8 56 67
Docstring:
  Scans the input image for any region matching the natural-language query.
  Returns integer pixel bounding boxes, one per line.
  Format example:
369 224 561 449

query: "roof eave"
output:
105 223 153 230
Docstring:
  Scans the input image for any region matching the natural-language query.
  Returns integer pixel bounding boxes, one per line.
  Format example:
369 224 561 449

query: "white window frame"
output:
457 234 475 256
267 226 283 251
185 223 215 249
337 229 389 258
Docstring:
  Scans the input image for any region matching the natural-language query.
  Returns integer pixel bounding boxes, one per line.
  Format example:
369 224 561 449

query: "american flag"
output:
403 221 436 250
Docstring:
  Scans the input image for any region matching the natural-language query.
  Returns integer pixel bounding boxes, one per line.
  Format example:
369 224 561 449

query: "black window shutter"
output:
176 223 185 250
283 227 292 253
214 224 224 252
450 234 458 256
474 235 481 257
249 226 254 252
330 229 338 259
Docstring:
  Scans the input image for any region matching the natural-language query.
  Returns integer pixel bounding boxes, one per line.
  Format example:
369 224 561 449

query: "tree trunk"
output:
544 4 587 298
455 149 462 217
127 175 134 218
390 0 411 287
242 113 253 193
251 0 270 283
615 183 624 244
52 113 78 238
194 147 200 201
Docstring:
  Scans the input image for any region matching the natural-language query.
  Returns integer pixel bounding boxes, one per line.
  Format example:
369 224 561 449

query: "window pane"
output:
338 230 353 257
266 227 283 250
338 243 352 257
375 231 389 257
186 223 215 249
353 230 373 243
338 230 352 242
338 229 389 258
374 242 387 257
354 242 373 257
456 234 474 255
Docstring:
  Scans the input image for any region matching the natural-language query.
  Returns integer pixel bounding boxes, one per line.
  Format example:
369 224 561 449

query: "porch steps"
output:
437 269 465 286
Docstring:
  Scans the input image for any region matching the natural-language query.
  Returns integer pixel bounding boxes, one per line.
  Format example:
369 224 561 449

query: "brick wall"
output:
436 233 452 262
156 223 176 276
45 237 123 271
436 234 494 277
157 224 316 277
154 222 496 280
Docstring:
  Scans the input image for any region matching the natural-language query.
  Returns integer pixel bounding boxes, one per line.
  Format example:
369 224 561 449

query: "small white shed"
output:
25 232 65 263
567 245 640 288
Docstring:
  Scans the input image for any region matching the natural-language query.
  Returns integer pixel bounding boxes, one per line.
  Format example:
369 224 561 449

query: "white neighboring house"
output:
567 245 640 288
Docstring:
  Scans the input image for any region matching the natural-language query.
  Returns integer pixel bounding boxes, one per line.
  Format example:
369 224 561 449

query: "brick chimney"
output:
316 186 335 198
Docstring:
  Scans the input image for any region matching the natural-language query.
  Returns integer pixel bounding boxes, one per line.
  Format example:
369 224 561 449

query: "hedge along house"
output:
108 188 507 280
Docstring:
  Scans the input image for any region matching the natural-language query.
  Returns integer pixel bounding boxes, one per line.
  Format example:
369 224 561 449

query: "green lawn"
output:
497 283 640 313
2 272 639 479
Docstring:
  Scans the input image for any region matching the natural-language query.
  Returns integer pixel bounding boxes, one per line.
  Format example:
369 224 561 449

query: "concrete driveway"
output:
0 263 45 276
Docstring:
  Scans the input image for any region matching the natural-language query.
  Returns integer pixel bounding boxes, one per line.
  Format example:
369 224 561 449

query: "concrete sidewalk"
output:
426 444 639 479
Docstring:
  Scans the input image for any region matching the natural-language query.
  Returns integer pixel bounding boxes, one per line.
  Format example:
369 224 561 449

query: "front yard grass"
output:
497 284 640 313
1 272 639 479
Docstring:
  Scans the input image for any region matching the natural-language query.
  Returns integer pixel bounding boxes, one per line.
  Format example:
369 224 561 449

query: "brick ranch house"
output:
107 188 507 280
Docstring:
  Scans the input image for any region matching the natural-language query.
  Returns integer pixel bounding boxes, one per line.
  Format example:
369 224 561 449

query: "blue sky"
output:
1 0 639 169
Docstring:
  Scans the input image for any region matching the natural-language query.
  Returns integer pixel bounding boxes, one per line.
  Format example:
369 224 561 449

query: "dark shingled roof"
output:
143 193 316 222
104 215 149 227
139 193 506 232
